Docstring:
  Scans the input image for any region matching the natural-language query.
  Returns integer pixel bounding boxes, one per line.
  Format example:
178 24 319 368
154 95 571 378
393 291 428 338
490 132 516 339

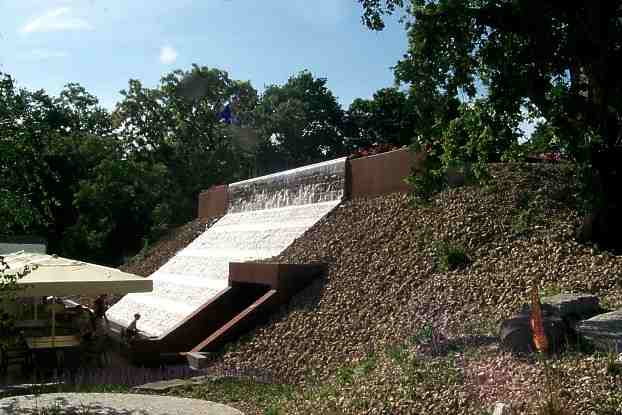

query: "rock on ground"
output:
577 309 622 351
542 293 601 320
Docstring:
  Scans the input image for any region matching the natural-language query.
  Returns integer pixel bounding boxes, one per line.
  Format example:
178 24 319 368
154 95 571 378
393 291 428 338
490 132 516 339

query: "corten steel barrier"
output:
197 148 416 222
126 262 325 361
197 185 228 220
347 148 415 198
190 262 326 352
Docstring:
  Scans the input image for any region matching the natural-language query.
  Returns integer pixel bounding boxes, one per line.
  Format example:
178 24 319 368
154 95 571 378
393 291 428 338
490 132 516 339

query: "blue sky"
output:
0 0 409 110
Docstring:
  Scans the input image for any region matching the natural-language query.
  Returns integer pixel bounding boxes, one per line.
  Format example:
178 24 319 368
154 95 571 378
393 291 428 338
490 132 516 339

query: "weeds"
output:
386 344 409 365
169 377 294 413
434 241 471 271
335 367 354 385
334 353 378 386
353 353 377 377
536 358 570 415
409 323 434 345
606 352 622 377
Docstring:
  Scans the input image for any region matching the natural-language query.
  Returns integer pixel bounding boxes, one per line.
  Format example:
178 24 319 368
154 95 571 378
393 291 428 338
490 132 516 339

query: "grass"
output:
409 323 434 345
335 353 378 385
386 344 409 365
167 377 295 414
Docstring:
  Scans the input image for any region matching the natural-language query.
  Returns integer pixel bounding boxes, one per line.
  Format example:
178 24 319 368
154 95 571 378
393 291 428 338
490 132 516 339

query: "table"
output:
15 320 48 329
26 335 81 349
26 335 81 373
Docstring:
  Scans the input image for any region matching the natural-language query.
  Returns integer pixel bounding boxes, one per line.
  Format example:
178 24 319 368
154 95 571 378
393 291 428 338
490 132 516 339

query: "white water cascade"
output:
107 157 347 338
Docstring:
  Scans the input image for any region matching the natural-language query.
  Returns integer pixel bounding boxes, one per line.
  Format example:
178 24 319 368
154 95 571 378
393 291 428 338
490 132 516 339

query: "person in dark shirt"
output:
124 313 141 342
93 294 109 329
78 306 95 341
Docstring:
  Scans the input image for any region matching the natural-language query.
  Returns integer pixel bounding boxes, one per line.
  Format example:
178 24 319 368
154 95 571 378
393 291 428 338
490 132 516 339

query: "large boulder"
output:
576 310 622 352
542 293 601 322
499 306 568 354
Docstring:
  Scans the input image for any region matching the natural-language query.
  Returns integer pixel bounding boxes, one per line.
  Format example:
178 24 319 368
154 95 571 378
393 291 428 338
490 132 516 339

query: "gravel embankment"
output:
210 162 622 413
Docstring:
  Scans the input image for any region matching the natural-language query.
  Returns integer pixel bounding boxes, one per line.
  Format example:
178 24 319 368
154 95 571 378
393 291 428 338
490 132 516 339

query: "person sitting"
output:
77 306 95 342
92 294 109 330
124 313 141 341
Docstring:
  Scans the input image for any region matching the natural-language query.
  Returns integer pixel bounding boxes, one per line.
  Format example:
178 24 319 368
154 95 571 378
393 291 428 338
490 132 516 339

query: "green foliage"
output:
345 88 417 149
353 353 377 377
0 66 260 265
606 352 622 378
442 100 521 165
359 0 622 249
335 366 355 385
263 406 282 415
170 378 295 413
409 323 434 345
405 168 446 204
114 64 258 221
403 356 464 391
434 241 470 272
509 191 545 238
386 344 409 365
335 354 378 386
0 257 18 300
253 70 345 174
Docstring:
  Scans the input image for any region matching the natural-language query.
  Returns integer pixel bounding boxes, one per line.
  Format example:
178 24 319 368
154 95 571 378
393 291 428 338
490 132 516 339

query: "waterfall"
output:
107 157 346 338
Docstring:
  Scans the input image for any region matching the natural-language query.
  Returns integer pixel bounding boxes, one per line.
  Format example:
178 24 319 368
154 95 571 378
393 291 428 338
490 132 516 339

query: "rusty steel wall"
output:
198 149 418 219
347 148 415 198
197 185 228 221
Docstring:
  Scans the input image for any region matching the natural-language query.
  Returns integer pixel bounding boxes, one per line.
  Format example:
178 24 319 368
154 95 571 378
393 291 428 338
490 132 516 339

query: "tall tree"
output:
113 64 258 220
345 87 418 149
358 0 622 250
253 71 345 173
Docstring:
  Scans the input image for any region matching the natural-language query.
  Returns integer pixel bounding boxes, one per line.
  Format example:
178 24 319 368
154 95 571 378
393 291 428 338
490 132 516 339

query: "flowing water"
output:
107 157 346 338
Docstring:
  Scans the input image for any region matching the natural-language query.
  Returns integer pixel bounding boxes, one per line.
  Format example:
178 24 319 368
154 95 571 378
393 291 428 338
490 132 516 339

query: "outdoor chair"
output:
0 334 32 375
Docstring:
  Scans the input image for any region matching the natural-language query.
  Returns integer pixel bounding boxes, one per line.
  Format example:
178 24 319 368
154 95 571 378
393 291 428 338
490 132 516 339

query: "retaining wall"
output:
197 148 416 221
197 185 228 220
347 148 414 198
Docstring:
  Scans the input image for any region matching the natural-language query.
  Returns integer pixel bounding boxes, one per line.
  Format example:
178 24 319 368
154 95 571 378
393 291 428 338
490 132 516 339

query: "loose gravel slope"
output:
211 162 622 413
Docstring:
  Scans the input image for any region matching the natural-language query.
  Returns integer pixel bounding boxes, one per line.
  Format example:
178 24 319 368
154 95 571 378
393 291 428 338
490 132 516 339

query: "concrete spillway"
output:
106 157 346 339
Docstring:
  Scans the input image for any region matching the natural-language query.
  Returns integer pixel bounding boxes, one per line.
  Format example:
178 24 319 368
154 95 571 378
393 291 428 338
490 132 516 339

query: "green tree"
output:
0 72 160 264
345 88 417 148
63 156 172 264
359 0 622 250
253 70 345 173
113 64 258 220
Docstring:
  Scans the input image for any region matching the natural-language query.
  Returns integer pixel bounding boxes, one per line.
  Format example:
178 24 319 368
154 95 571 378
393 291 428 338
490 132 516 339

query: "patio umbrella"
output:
3 251 152 336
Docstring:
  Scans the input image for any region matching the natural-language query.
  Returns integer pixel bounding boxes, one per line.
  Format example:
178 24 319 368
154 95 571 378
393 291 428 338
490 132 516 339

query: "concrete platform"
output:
0 393 243 414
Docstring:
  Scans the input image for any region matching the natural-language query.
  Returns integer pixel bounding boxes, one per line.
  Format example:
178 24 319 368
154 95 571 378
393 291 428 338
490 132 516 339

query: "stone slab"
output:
187 352 211 370
492 402 512 415
542 293 600 319
0 393 243 415
577 309 622 352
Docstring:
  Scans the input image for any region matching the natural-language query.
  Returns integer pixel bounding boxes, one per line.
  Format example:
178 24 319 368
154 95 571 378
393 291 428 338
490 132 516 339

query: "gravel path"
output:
0 393 244 415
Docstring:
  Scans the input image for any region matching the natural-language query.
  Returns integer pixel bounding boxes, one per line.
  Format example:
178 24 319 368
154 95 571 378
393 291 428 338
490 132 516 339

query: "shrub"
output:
434 241 471 271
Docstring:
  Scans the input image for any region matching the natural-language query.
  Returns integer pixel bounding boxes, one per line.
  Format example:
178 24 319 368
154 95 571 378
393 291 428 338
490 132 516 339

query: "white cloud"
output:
21 49 69 61
20 7 93 34
159 45 178 64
